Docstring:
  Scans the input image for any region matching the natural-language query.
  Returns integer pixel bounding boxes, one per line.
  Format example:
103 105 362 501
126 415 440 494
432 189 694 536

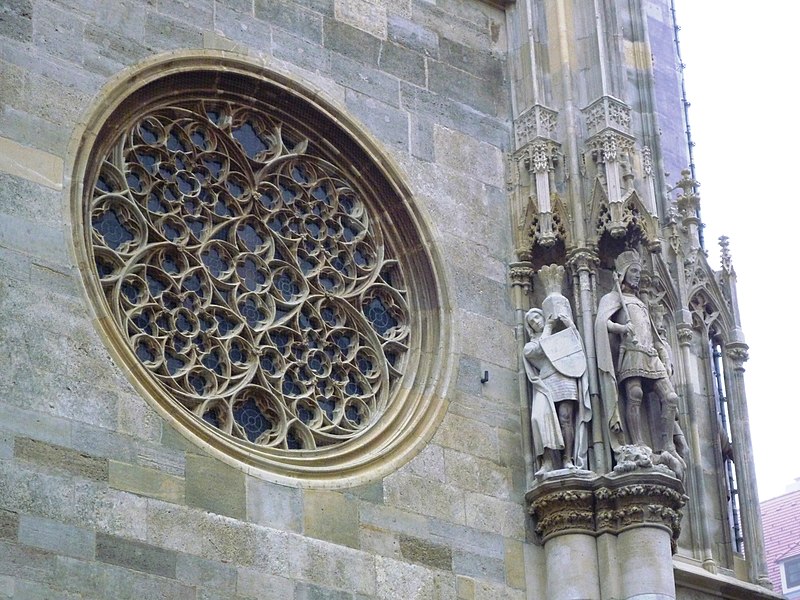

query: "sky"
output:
673 2 800 501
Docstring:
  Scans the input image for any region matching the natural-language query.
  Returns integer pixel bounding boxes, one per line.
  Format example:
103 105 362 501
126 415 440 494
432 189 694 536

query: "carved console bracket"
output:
526 470 686 549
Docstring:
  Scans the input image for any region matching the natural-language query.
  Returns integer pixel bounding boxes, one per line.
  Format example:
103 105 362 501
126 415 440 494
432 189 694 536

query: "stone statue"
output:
524 265 592 475
594 250 681 463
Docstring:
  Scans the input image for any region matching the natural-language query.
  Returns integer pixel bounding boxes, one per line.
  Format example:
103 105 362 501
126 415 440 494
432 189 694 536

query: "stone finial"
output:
675 168 700 216
719 235 733 273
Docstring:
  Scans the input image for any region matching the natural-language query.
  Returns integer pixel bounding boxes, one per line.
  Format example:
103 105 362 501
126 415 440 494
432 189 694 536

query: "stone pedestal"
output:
527 469 685 600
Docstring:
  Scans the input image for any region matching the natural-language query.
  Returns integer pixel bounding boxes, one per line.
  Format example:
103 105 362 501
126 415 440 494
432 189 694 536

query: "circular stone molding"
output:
68 51 453 487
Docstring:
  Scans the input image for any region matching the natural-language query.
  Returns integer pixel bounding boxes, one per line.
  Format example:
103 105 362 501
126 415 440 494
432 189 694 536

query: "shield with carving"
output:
540 328 587 378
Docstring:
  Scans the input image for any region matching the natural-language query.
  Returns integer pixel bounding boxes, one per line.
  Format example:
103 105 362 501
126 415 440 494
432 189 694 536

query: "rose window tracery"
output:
88 100 410 451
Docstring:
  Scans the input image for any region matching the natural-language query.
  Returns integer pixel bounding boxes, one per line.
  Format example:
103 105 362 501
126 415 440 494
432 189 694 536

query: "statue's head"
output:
615 250 642 289
525 308 545 337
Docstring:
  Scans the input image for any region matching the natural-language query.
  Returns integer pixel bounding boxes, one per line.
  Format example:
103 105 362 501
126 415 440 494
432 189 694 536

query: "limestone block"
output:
236 567 294 600
359 502 430 539
0 0 33 43
296 537 377 596
432 412 499 463
0 106 71 156
344 89 409 152
464 493 526 540
452 549 505 583
14 437 108 482
444 449 513 500
428 520 505 560
398 534 453 570
0 510 18 541
456 310 516 369
255 0 324 44
185 453 246 520
359 524 402 560
96 532 178 578
303 490 360 548
73 482 148 541
379 41 426 87
433 125 505 187
18 515 95 560
272 27 330 75
246 478 303 532
375 555 456 600
108 460 185 504
504 539 526 590
404 443 446 483
333 0 389 40
384 471 466 523
0 540 57 588
399 83 510 149
143 12 203 51
330 53 400 108
388 14 439 57
175 552 237 592
32 2 86 66
471 579 526 600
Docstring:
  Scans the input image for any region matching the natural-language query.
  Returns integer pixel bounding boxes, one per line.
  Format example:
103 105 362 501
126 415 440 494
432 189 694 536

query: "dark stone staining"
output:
0 0 34 43
14 437 109 482
96 532 178 578
0 509 19 541
399 535 453 571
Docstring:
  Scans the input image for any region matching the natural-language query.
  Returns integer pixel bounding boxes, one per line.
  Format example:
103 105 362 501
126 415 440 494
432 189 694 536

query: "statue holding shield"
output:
524 265 592 474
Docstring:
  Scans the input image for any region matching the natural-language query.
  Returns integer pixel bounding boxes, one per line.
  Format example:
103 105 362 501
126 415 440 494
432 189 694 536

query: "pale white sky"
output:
675 2 800 501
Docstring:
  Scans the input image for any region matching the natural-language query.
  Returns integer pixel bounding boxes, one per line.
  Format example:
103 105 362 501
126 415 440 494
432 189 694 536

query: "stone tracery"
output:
89 100 410 451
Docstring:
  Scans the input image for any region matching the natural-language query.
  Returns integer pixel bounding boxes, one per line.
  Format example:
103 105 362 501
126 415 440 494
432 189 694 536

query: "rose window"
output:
88 100 410 451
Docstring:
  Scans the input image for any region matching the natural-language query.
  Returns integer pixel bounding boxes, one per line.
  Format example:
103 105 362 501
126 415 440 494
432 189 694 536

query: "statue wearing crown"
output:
524 265 592 475
594 250 682 470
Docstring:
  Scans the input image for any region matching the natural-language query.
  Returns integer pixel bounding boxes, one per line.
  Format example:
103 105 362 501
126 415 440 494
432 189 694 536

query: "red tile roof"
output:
761 489 800 592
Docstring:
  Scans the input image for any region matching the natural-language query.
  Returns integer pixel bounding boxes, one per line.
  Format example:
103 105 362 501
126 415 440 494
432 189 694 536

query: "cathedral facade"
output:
0 0 780 598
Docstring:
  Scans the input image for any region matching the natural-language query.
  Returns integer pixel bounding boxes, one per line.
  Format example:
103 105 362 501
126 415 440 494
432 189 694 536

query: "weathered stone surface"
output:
452 549 505 583
14 437 108 482
432 412 500 463
344 89 409 152
334 0 387 39
384 471 466 523
96 532 177 578
256 0 323 43
374 555 456 600
443 449 513 500
236 567 295 599
246 478 303 532
17 515 94 560
398 534 452 570
176 552 237 592
185 453 246 520
324 15 382 62
387 14 438 57
109 460 185 504
0 0 33 43
330 53 400 108
0 511 18 542
304 490 360 548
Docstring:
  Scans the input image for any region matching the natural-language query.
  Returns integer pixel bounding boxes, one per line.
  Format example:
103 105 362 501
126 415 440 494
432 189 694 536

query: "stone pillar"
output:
528 470 686 600
723 343 771 588
527 473 601 600
595 471 685 600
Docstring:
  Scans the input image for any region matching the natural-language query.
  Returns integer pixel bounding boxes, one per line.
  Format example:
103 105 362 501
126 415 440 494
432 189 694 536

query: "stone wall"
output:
0 0 539 598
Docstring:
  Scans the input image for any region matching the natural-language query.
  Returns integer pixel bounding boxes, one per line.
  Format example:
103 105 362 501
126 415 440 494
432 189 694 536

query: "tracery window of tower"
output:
89 99 410 451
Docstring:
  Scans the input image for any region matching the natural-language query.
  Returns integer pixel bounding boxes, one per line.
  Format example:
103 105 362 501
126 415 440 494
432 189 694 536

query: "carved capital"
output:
595 474 686 544
526 470 685 550
509 262 535 293
725 342 749 369
527 474 597 542
676 324 693 346
566 248 599 277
